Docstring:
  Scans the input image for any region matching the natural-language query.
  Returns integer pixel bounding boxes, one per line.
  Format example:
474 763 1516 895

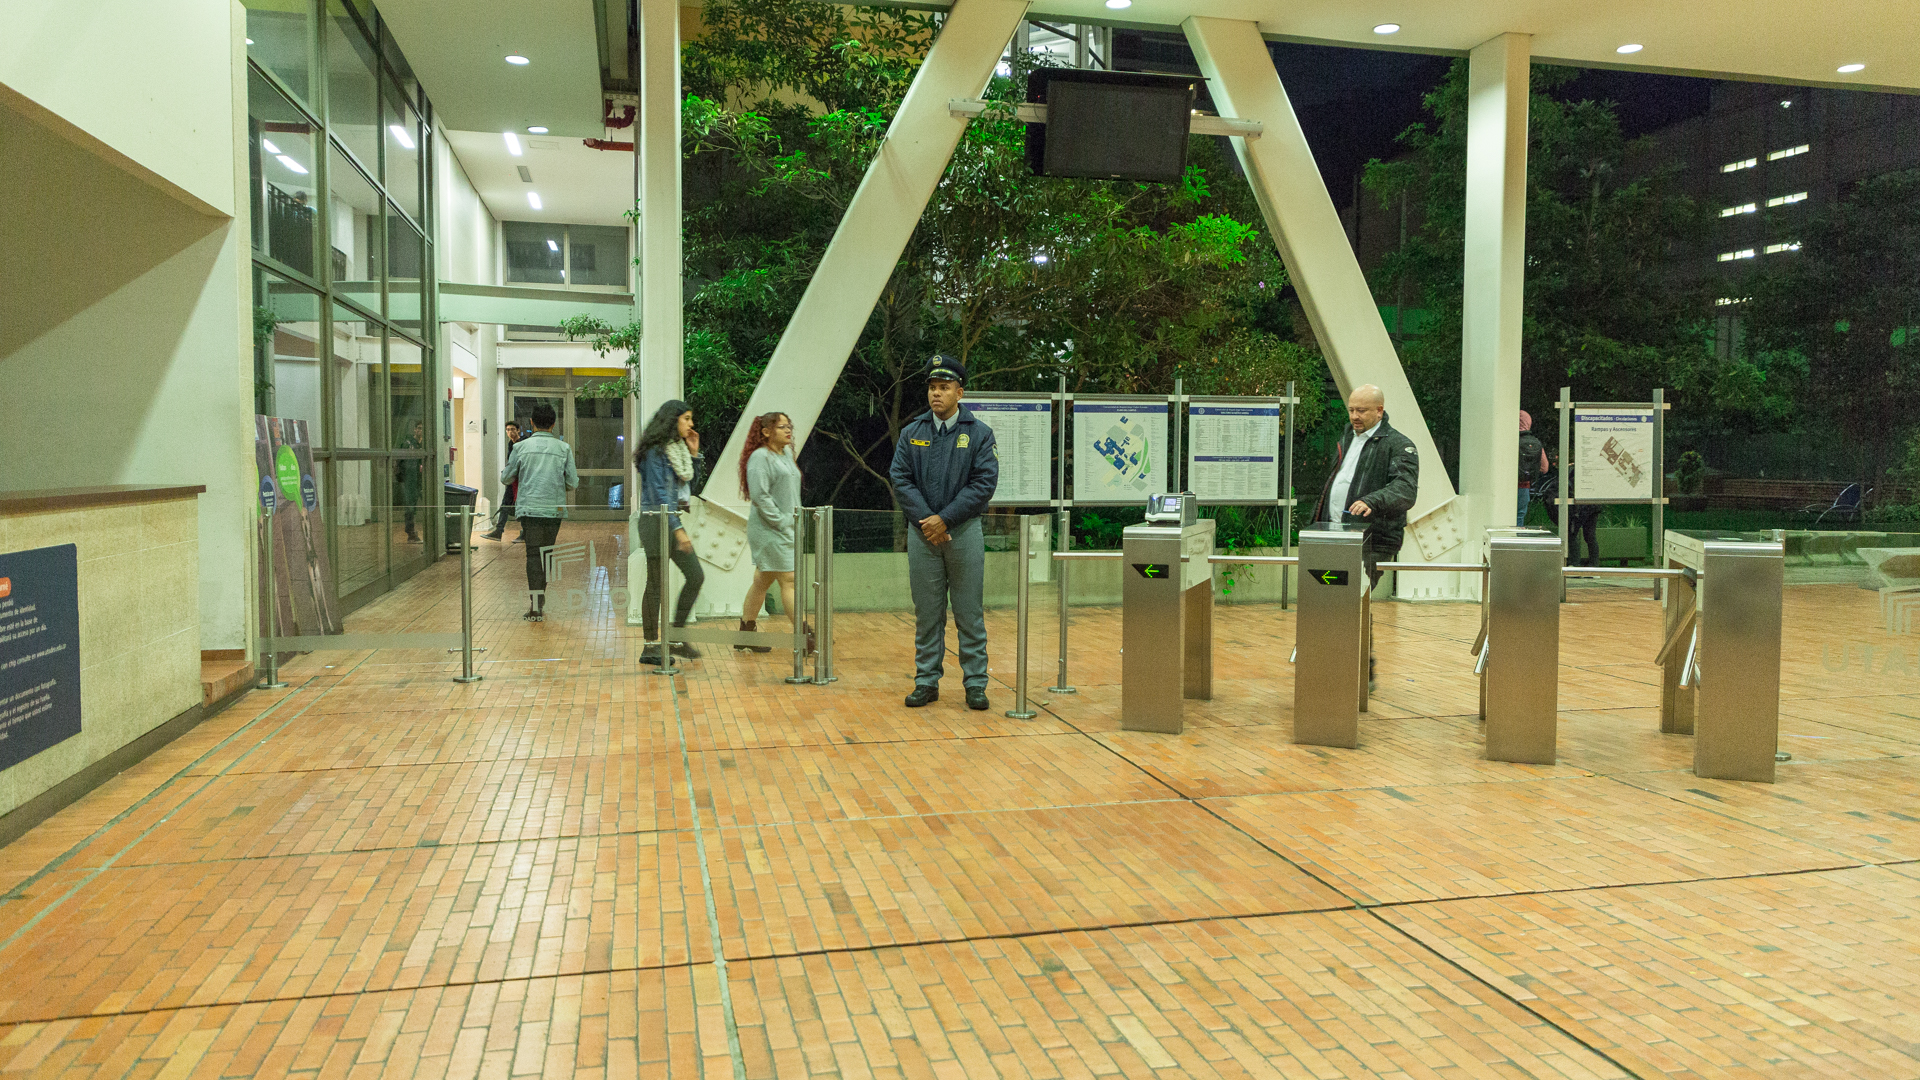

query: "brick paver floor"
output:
2 527 1916 1077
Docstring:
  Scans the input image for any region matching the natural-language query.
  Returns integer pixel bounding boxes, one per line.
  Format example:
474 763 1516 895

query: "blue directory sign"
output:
0 544 83 771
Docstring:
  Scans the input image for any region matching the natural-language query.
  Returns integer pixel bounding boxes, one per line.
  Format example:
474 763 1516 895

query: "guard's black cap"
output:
926 355 966 385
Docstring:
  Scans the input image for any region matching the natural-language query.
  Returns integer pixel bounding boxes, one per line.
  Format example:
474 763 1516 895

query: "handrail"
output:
1376 562 1487 573
1564 566 1691 579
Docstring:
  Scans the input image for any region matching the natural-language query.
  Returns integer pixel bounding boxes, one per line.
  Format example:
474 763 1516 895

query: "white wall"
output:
0 0 254 653
437 144 502 505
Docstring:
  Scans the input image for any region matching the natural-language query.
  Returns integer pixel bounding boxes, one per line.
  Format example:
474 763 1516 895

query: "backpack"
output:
1518 433 1545 482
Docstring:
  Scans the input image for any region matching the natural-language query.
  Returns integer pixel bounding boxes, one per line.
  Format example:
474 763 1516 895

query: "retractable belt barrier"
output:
646 504 832 683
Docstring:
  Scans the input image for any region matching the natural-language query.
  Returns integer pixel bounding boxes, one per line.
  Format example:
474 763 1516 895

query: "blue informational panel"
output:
0 544 83 771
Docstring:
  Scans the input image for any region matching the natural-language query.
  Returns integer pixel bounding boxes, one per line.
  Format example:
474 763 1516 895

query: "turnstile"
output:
1120 518 1215 733
1480 535 1562 764
1676 539 1784 782
1293 523 1369 747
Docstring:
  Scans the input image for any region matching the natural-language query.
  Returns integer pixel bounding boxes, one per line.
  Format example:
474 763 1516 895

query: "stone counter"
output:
0 485 205 829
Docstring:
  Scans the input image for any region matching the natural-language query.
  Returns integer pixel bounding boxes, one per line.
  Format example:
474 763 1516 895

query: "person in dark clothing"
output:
889 356 999 711
1309 384 1420 590
1537 453 1602 565
636 399 707 665
481 420 522 541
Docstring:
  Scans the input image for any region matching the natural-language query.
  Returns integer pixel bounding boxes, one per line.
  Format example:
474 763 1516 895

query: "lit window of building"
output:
1765 191 1809 207
1767 144 1810 161
1717 248 1757 262
1763 241 1802 254
1720 157 1758 172
1714 297 1748 306
1719 202 1758 217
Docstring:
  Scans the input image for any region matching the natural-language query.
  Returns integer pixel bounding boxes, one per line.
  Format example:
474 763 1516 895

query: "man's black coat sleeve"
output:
1357 438 1419 516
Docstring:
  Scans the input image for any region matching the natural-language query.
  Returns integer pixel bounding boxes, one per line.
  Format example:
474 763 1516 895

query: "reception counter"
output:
0 485 207 837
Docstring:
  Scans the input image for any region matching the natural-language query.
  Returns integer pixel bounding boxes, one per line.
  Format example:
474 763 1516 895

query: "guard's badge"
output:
957 433 970 448
910 438 931 447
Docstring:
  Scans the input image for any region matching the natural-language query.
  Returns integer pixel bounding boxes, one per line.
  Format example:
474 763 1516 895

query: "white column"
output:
1181 17 1457 540
706 0 1029 514
636 0 682 429
1459 33 1531 556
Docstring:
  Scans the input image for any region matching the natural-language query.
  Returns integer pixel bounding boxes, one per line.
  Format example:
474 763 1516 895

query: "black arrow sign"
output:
1306 568 1350 586
1131 563 1170 579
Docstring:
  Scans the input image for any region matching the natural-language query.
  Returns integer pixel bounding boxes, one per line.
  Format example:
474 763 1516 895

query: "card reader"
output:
1144 492 1197 527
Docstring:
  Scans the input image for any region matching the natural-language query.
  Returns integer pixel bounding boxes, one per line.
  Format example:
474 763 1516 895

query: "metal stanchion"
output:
453 504 483 683
257 495 288 689
1007 518 1039 718
813 506 836 684
786 505 812 684
651 504 680 676
1048 508 1075 694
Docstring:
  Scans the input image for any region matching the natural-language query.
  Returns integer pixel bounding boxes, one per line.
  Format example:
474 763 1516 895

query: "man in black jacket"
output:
1310 384 1420 590
889 356 1000 711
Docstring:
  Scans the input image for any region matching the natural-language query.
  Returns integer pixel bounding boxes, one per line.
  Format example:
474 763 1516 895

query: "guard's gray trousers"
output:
906 517 988 689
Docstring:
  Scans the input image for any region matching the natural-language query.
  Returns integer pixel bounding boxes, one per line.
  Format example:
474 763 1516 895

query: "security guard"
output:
889 356 1000 710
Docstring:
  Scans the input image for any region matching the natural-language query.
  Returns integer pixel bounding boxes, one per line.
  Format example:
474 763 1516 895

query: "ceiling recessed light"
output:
547 239 559 252
1373 23 1400 34
527 192 543 210
1837 63 1865 73
1616 43 1643 54
505 53 530 65
388 124 415 150
527 126 548 134
1104 0 1131 8
260 138 282 155
503 132 522 156
245 37 254 45
275 154 308 175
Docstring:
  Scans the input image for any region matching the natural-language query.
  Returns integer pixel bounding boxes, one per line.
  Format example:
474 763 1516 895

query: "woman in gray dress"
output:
736 412 802 651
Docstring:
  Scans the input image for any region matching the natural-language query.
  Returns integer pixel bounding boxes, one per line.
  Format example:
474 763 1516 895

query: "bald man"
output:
1312 385 1420 684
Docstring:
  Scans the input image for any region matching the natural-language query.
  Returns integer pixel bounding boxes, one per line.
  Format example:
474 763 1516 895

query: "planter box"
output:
1595 527 1648 564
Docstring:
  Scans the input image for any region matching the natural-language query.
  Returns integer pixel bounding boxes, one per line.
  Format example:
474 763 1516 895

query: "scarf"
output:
665 438 695 482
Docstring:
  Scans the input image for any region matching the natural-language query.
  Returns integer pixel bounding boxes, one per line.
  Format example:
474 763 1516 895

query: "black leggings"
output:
640 530 705 633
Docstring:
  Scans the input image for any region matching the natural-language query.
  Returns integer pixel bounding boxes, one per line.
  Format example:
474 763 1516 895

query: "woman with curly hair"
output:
736 412 801 651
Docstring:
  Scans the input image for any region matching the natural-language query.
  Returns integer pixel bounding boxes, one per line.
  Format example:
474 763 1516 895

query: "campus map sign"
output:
1573 409 1656 501
966 396 1053 505
1073 398 1167 505
1187 399 1282 503
0 544 82 772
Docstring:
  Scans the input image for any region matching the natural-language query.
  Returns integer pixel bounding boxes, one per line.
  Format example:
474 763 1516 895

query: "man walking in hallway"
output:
890 356 999 710
1311 384 1419 688
481 420 522 541
499 402 577 621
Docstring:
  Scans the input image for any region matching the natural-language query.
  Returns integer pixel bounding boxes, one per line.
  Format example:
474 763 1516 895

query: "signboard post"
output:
0 544 82 772
1557 387 1668 598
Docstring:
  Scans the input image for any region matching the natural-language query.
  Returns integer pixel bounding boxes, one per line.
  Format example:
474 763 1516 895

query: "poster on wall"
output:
966 395 1053 505
1073 398 1168 505
1573 409 1656 501
1187 398 1282 503
0 544 82 772
256 416 341 640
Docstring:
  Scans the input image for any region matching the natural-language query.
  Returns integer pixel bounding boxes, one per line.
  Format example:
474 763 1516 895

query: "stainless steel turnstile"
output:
1680 539 1785 782
1294 523 1369 747
1480 535 1562 764
1120 518 1215 733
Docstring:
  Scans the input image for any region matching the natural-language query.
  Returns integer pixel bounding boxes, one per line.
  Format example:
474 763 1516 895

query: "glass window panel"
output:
572 393 626 471
385 213 425 335
575 475 624 510
510 393 567 437
254 268 324 430
327 142 382 311
328 458 387 595
567 225 631 288
246 69 318 277
388 339 429 552
242 0 312 103
330 303 382 448
508 370 568 389
503 220 565 284
382 73 422 222
324 1 380 178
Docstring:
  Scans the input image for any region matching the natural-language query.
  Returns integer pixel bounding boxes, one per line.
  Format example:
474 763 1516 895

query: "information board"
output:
966 396 1053 504
1073 398 1168 504
0 544 82 772
1188 398 1282 503
1573 409 1656 501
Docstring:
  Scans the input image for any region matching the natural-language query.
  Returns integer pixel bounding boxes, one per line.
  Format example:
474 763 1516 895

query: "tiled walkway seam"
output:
669 668 750 1080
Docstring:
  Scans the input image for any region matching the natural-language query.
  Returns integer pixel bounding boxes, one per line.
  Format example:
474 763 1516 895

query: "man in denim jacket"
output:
499 401 578 620
889 356 999 710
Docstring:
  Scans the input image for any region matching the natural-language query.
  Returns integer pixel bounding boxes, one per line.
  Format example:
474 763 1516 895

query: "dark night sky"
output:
1122 31 1718 208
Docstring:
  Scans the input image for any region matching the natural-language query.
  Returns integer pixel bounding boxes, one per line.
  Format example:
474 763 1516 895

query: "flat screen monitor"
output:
1025 70 1197 183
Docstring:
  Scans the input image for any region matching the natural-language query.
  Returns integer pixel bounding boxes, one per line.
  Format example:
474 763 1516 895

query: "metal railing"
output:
651 503 831 681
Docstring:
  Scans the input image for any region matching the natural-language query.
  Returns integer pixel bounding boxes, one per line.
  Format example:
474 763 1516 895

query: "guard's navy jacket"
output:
1309 415 1420 559
889 407 999 528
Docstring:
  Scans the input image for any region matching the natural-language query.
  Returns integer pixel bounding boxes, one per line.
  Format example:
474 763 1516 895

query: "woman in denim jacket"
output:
636 399 704 664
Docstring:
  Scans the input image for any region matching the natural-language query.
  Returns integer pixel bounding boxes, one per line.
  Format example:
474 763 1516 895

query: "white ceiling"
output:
445 129 634 227
374 0 606 136
1024 0 1920 93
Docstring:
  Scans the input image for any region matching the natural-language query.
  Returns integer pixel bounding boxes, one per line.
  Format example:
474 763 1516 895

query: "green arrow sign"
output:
1307 568 1350 586
1131 563 1170 579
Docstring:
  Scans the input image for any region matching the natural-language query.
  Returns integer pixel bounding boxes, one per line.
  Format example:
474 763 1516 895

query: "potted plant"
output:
1669 450 1709 512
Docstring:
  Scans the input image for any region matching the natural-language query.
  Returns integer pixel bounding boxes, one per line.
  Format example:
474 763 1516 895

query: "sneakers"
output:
639 647 664 666
904 685 939 708
735 620 772 653
965 687 989 711
523 608 543 623
670 641 702 659
480 530 505 541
